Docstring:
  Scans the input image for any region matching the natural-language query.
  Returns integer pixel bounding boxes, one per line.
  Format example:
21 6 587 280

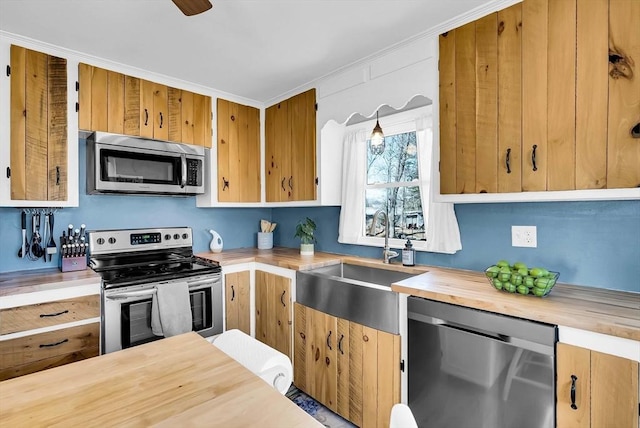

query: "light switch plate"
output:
512 225 537 248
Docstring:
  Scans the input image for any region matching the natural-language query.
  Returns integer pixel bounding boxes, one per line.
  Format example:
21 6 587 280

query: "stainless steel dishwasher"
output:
408 297 557 428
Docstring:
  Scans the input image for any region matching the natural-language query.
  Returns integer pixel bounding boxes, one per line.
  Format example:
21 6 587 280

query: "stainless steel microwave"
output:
87 132 205 196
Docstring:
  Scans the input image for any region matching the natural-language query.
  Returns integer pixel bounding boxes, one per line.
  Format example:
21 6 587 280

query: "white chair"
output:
390 403 419 428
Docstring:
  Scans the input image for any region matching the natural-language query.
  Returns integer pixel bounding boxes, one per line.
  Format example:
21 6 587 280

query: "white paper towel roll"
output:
211 329 293 395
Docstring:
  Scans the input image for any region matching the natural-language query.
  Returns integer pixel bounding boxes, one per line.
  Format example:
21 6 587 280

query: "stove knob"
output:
173 234 180 240
96 238 105 245
182 233 189 240
108 237 117 245
164 234 171 241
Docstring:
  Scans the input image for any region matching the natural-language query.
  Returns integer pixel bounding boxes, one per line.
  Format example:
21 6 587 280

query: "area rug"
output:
286 385 356 428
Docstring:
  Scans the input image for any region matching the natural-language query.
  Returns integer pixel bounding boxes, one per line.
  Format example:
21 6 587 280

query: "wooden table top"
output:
0 268 100 297
0 332 322 428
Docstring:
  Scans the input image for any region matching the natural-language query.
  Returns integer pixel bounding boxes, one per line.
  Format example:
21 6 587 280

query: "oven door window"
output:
119 288 213 349
100 149 181 185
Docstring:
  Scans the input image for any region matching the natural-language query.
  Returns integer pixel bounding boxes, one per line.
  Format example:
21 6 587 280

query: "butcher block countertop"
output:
0 332 321 428
198 247 639 342
0 268 100 297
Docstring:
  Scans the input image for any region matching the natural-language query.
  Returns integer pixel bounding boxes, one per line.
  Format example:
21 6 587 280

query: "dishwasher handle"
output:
408 308 555 356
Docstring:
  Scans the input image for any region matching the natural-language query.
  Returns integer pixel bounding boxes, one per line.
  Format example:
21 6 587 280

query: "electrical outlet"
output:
512 226 537 248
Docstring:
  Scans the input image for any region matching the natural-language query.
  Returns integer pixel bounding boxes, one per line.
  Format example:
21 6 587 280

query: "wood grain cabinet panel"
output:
0 323 99 381
0 295 100 335
293 303 400 428
438 0 640 195
557 343 639 428
255 270 292 360
10 45 67 202
217 98 261 202
224 271 250 335
265 89 316 202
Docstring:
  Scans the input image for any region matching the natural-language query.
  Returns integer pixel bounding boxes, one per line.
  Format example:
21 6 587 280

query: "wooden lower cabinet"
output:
224 271 250 334
557 343 639 428
294 303 401 428
255 270 292 360
0 322 99 381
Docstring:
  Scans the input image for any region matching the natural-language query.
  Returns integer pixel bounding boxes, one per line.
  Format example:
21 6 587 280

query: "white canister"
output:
257 232 273 249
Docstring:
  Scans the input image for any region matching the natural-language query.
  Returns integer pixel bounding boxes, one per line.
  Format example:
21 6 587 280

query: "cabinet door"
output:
140 79 154 138
607 0 640 189
255 270 292 359
288 88 316 201
308 306 337 412
78 63 93 131
167 87 182 143
181 90 194 145
153 83 168 141
265 100 290 202
107 70 125 134
217 98 261 202
224 271 250 335
497 4 522 193
90 66 108 132
123 75 140 136
557 343 591 428
10 45 67 202
591 350 639 428
438 31 457 195
336 318 353 421
192 93 212 148
293 303 308 391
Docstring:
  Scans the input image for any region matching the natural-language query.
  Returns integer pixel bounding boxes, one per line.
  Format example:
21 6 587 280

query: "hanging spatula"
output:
45 212 57 262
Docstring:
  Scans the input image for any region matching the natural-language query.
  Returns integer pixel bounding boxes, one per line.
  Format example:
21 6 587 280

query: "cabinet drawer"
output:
0 295 99 334
0 322 99 381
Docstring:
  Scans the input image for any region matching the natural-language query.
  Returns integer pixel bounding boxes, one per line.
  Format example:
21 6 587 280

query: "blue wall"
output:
1 139 638 293
0 140 272 273
272 201 640 293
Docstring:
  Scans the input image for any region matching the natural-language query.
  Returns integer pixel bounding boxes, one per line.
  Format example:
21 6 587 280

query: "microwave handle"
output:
180 154 187 188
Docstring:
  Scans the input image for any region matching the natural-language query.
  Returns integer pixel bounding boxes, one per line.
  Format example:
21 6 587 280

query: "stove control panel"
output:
88 227 192 255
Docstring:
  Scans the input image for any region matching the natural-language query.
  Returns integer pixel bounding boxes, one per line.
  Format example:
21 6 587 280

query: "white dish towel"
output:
151 281 192 337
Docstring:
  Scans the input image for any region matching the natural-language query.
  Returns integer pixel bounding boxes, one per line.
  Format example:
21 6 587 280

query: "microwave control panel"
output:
186 159 202 186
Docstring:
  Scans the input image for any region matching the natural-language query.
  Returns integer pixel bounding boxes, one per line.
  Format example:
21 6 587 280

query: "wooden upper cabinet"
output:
10 45 67 201
265 88 316 202
217 98 260 202
439 0 640 195
78 64 211 148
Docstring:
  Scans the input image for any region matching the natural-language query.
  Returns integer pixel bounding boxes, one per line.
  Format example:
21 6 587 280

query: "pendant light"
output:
369 111 385 155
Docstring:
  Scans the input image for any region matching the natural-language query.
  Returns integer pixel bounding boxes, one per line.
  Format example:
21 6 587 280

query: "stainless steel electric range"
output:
88 227 223 354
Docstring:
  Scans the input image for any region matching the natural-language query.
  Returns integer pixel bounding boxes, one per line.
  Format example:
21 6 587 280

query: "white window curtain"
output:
415 116 462 254
338 129 367 244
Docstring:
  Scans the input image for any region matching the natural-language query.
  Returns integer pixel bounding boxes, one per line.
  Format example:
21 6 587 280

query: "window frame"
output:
344 106 432 252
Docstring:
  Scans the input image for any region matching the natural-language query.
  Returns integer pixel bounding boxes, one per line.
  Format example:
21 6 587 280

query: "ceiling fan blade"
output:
172 0 212 16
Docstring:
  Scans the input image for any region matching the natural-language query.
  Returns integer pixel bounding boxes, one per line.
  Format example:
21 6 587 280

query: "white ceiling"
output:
0 0 491 103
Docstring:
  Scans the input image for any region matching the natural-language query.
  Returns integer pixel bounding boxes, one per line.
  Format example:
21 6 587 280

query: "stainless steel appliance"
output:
408 297 557 428
87 132 205 196
88 227 222 354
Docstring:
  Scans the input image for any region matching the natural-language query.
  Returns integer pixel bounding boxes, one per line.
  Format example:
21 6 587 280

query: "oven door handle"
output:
106 289 157 300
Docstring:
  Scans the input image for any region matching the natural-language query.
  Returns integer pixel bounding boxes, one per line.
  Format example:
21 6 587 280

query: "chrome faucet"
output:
369 209 399 264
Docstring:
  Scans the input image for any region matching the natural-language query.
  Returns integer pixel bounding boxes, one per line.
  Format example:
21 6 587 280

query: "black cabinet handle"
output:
230 285 235 301
288 176 293 190
144 109 149 126
532 145 538 171
338 334 344 355
222 177 229 191
40 309 69 318
505 148 512 174
281 177 286 191
327 331 332 350
39 338 68 348
56 166 60 185
570 375 578 410
280 290 286 307
159 112 163 128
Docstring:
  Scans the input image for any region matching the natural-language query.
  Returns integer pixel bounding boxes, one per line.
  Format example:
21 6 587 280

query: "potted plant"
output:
294 217 316 255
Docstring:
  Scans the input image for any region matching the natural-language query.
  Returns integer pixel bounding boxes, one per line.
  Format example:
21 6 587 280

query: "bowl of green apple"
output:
485 260 560 297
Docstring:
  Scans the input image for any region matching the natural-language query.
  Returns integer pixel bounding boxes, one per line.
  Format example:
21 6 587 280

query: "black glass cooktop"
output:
90 249 220 288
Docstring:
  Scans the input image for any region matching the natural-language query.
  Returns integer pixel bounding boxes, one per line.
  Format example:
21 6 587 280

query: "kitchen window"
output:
339 105 461 254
